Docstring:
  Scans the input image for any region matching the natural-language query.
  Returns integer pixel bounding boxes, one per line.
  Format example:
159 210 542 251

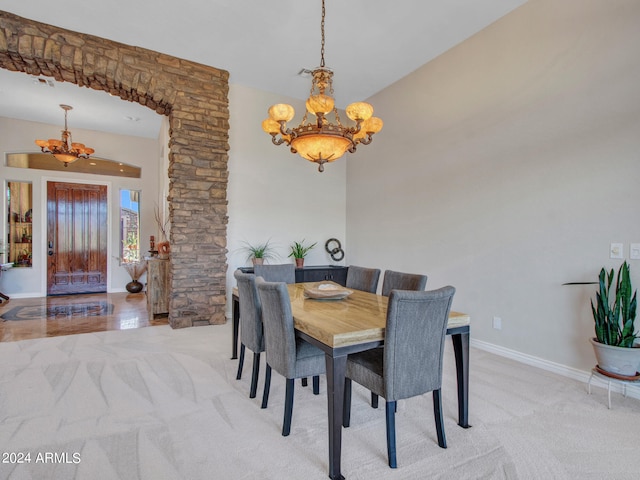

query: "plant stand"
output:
587 367 640 409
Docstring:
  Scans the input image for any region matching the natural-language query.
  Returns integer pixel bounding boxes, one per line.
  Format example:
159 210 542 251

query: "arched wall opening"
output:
0 11 230 327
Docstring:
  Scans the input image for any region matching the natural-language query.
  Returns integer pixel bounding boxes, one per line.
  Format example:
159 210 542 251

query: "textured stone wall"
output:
0 11 230 327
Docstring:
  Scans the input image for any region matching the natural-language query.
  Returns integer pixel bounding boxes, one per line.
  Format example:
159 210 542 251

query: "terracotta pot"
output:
590 337 640 377
252 258 264 266
126 280 144 294
295 258 304 268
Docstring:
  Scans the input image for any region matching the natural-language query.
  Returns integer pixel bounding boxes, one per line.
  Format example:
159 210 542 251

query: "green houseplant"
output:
241 240 277 266
288 240 317 267
590 261 640 377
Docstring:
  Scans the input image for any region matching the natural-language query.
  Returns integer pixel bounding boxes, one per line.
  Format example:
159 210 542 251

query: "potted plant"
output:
288 240 317 268
590 261 640 377
241 240 277 266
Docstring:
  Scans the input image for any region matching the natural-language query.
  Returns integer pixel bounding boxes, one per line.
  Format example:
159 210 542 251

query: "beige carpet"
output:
0 322 639 480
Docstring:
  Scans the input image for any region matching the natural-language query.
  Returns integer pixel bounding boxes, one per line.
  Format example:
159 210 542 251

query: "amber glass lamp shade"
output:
53 153 80 164
353 116 384 140
73 143 95 156
306 94 335 116
268 104 295 122
345 102 374 122
290 134 352 162
262 118 281 134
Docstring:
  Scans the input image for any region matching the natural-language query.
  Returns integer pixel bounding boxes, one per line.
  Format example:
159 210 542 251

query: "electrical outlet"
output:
493 316 502 330
610 243 624 259
631 244 640 260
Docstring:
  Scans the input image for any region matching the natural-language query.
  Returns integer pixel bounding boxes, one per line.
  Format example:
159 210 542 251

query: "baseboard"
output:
470 338 640 401
0 292 40 299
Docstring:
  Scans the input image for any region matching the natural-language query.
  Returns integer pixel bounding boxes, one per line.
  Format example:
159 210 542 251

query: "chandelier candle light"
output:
262 0 383 172
35 104 94 167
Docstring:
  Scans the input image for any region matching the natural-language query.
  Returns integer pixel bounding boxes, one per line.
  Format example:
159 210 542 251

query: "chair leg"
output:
312 375 320 395
249 352 261 398
282 378 295 436
261 364 272 409
343 378 352 428
301 377 308 387
371 392 379 409
385 401 397 468
236 343 245 380
433 389 447 448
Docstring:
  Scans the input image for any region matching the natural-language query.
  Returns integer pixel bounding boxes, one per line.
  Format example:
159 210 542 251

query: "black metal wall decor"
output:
325 238 344 262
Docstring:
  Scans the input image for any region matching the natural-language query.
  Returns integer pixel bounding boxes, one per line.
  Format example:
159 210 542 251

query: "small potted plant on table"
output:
590 261 640 378
288 240 317 268
241 240 277 266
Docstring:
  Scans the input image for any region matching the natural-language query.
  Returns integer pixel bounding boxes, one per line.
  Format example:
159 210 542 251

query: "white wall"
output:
346 0 640 372
0 116 161 296
226 84 347 315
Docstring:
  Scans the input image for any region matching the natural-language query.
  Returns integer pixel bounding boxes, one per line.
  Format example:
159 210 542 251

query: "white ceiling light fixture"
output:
35 104 95 167
262 0 383 172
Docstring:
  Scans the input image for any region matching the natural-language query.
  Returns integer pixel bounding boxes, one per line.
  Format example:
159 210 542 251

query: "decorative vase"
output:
126 280 144 293
157 241 170 260
295 258 304 268
590 337 640 377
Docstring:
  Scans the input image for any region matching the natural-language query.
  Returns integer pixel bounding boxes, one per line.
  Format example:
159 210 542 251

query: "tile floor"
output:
0 291 168 342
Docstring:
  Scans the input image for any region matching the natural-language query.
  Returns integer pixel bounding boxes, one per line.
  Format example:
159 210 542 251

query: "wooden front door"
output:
47 182 108 295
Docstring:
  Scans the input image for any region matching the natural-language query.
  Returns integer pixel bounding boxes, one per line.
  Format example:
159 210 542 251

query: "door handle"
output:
48 241 53 248
48 250 54 256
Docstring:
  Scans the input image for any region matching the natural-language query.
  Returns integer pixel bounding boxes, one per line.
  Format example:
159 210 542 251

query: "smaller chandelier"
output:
262 0 383 172
35 104 94 167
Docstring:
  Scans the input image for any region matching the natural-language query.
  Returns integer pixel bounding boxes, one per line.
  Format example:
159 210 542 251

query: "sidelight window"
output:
120 189 141 264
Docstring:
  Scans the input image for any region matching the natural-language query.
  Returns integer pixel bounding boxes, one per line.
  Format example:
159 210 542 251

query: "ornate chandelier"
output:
262 0 383 172
35 104 94 167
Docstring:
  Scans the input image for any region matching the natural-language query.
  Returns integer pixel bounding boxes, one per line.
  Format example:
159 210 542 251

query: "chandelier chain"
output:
320 0 325 68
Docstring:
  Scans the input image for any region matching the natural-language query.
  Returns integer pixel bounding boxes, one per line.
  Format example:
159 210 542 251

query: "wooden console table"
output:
147 258 169 318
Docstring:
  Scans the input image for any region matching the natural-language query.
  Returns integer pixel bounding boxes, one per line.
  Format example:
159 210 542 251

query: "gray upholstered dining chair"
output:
233 270 264 399
256 277 326 436
346 265 381 294
254 263 295 284
254 262 314 387
365 269 429 409
342 286 456 468
381 269 428 297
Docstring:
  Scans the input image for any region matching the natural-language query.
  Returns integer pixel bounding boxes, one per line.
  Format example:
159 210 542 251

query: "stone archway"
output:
0 11 229 327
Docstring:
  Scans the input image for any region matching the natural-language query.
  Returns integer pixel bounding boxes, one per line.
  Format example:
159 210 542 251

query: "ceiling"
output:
0 0 527 139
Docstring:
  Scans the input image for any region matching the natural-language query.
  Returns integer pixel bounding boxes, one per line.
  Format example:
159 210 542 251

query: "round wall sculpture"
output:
0 10 230 328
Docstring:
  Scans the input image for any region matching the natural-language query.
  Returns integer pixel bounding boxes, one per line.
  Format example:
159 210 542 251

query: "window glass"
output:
120 189 141 264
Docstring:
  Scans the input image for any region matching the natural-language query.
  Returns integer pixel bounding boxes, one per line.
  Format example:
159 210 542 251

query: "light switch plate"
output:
631 243 640 260
610 243 624 259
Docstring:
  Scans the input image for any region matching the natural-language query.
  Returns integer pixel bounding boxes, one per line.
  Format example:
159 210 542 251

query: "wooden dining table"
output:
231 282 471 480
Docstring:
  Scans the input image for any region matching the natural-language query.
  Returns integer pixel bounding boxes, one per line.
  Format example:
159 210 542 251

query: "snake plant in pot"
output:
590 261 640 377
